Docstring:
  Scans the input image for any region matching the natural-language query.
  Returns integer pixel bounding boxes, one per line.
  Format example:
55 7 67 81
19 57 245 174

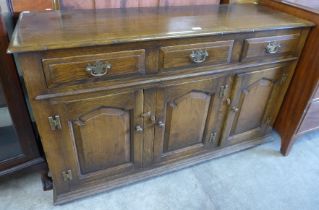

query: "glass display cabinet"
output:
0 87 23 163
0 6 50 189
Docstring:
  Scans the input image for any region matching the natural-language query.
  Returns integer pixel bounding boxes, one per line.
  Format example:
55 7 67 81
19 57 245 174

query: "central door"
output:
153 75 227 164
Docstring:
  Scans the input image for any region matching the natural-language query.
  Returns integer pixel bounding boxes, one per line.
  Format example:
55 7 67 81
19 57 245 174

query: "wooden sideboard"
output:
260 0 319 155
8 4 312 204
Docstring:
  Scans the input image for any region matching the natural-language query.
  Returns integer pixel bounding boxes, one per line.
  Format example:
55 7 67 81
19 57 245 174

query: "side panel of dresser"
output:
17 53 71 196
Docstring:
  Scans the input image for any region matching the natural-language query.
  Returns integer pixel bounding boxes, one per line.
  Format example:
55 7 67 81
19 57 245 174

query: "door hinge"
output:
209 132 217 143
219 85 229 98
48 115 62 131
62 170 72 182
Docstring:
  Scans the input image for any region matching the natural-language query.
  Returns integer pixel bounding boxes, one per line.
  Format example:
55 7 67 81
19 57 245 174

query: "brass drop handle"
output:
190 49 209 64
157 120 165 128
86 61 112 77
135 125 143 132
265 41 281 54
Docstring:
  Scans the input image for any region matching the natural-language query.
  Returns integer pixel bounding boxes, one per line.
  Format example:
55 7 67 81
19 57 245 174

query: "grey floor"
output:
1 131 319 210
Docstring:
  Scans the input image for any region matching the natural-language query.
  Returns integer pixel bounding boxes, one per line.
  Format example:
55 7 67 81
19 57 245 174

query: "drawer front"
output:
159 40 234 71
42 49 145 88
299 101 319 133
241 34 300 62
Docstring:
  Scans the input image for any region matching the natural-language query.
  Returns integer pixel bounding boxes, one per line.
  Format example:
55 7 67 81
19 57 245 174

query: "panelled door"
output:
47 89 144 188
220 66 290 145
152 75 228 164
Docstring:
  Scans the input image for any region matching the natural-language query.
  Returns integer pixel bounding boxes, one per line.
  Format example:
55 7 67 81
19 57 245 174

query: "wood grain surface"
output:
11 4 312 203
8 4 313 53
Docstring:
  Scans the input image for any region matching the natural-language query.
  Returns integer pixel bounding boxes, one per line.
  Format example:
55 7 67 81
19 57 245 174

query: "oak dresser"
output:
8 4 313 204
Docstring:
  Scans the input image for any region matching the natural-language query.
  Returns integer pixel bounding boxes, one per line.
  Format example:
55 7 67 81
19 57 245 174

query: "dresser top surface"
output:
8 4 313 53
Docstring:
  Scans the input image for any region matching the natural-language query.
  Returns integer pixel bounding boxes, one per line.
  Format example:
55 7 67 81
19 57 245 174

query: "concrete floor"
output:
1 131 319 210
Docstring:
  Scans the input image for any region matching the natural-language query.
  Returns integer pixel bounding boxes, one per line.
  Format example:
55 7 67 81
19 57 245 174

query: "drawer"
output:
241 34 300 62
298 101 319 133
159 40 234 71
42 49 145 88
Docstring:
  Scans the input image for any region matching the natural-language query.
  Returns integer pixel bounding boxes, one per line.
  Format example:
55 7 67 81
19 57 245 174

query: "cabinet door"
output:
220 66 289 145
153 76 227 164
48 90 143 188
